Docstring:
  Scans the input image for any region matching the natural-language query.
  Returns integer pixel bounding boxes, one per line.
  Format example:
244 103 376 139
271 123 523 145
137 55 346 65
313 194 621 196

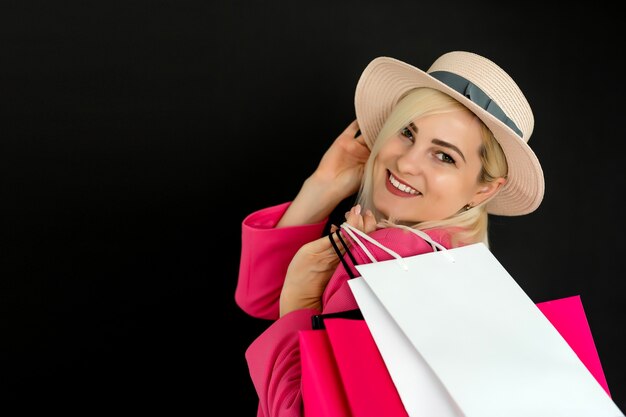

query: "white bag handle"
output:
340 222 454 269
391 224 449 253
340 222 406 268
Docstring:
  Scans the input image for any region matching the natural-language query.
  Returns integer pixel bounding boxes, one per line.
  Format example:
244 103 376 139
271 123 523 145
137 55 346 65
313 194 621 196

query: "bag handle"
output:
340 223 409 270
340 222 455 268
328 229 358 279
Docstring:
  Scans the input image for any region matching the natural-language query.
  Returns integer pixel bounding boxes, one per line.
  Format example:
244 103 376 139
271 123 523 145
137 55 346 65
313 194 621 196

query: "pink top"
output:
235 202 452 417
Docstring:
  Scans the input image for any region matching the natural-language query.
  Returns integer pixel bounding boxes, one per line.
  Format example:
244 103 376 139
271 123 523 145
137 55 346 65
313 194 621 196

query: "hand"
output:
276 120 370 227
279 204 377 317
311 119 370 201
279 233 340 317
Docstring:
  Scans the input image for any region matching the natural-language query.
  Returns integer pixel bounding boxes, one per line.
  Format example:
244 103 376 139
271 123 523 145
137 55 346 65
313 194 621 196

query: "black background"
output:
2 1 624 414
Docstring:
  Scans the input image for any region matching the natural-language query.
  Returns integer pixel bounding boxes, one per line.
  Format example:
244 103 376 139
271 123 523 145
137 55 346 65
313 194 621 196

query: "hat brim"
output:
354 57 544 216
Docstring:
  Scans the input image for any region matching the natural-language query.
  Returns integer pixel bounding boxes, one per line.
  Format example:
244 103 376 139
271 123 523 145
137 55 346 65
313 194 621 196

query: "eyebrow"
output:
409 122 467 163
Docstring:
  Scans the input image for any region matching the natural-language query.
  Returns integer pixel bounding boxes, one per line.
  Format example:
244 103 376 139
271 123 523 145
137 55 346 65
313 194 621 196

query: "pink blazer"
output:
235 202 452 417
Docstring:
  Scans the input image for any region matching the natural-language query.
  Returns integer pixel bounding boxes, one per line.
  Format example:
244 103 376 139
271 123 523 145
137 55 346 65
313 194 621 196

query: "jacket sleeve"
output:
235 202 328 320
245 307 319 417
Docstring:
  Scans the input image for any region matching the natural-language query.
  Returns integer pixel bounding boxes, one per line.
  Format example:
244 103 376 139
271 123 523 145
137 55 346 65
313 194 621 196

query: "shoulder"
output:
350 226 453 261
370 226 451 247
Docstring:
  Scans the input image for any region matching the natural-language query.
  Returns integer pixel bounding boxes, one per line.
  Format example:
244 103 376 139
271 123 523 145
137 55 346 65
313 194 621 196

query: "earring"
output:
463 203 473 211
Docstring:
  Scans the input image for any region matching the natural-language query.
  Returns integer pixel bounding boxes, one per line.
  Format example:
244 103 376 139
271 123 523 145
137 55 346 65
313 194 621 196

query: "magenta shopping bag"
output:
325 318 409 417
299 329 351 417
299 314 408 417
536 295 611 397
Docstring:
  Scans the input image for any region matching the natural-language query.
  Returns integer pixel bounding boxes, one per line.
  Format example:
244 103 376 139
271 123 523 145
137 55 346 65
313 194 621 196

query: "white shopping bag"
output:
342 223 624 417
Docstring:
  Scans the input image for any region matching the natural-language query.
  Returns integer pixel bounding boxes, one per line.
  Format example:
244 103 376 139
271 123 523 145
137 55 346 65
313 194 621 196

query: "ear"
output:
471 178 506 206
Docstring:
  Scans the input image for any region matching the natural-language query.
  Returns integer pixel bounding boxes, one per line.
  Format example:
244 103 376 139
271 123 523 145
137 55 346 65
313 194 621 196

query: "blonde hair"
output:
355 88 508 248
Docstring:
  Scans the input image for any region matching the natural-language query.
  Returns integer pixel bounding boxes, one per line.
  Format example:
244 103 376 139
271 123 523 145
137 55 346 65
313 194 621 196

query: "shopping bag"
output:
299 328 350 417
324 317 408 417
300 300 613 417
299 310 408 417
347 279 463 417
536 294 612 397
342 223 624 417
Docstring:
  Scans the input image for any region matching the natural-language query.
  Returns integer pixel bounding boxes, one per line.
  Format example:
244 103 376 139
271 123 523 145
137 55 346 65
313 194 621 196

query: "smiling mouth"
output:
388 171 420 195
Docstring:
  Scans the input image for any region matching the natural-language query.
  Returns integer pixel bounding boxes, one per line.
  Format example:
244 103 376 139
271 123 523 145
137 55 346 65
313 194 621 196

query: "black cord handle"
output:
328 229 357 279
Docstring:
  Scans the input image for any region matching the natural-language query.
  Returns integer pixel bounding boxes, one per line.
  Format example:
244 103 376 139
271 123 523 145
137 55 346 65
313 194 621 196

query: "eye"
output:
400 126 414 141
435 151 456 164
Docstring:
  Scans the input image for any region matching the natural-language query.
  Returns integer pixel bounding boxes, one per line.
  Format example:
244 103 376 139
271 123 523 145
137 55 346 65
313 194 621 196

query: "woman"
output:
236 51 544 417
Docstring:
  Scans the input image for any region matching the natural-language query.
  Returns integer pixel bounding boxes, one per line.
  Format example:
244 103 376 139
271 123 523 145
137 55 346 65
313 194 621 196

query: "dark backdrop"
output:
2 1 624 414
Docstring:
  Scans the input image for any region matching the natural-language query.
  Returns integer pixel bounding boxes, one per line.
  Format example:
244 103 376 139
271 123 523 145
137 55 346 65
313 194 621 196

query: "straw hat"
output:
354 51 544 216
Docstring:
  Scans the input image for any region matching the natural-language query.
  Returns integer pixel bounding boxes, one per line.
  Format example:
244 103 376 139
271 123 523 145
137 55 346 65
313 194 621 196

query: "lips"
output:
386 171 420 197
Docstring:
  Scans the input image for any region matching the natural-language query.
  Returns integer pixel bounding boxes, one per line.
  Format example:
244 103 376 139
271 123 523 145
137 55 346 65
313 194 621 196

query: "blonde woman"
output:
235 51 543 417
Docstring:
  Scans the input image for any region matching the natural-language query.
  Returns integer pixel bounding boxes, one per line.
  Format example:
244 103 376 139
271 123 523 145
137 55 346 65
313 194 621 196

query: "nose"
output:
396 146 424 176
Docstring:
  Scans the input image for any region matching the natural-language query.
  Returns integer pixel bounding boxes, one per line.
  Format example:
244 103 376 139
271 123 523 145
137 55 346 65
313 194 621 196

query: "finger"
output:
345 204 360 220
346 205 365 229
354 134 367 147
363 209 377 233
349 133 370 156
340 119 359 137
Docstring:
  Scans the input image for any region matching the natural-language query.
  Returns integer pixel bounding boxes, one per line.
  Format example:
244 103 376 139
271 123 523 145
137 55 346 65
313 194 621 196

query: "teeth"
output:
389 173 418 195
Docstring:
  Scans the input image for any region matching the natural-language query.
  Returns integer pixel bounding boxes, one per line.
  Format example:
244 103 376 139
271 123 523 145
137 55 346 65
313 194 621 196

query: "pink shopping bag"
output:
536 294 611 397
299 329 351 417
299 316 408 417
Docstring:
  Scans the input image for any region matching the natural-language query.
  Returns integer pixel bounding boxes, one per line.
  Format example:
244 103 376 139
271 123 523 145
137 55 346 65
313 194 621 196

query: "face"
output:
372 110 497 223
